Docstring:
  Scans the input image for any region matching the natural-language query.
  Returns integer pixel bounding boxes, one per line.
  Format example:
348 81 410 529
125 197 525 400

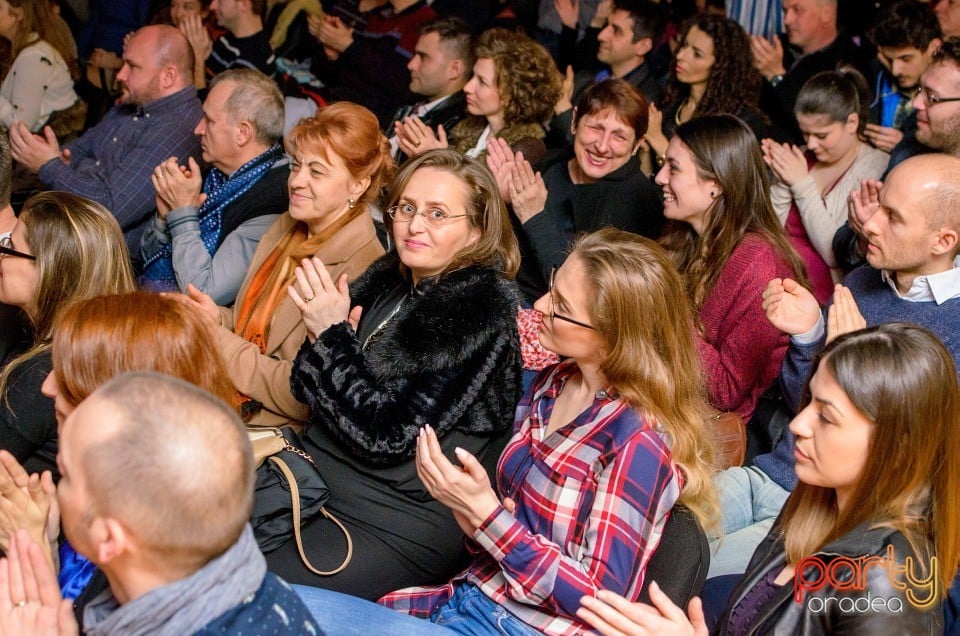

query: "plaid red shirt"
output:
380 361 682 635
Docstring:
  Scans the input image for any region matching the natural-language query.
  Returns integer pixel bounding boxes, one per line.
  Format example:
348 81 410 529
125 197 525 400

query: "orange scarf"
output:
234 209 364 352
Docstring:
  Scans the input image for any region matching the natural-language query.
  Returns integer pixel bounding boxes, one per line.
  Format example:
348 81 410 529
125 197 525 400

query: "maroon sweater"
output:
697 233 794 420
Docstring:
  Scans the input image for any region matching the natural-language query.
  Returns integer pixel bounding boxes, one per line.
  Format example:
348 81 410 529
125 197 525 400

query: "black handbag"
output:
248 427 353 575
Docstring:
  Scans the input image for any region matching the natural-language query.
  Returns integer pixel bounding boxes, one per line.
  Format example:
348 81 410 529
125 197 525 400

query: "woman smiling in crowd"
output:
489 79 665 303
656 114 806 421
267 149 522 600
579 323 957 634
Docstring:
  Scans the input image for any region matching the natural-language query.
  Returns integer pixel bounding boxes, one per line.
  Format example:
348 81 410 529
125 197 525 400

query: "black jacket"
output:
717 518 943 635
292 252 522 465
514 155 665 302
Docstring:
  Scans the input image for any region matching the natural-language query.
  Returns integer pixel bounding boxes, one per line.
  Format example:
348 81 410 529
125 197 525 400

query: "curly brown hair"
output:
474 28 562 127
661 14 762 117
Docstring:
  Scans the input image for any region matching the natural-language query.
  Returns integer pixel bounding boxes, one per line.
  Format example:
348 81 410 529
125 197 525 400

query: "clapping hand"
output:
288 257 362 341
151 157 204 218
9 123 61 173
750 35 786 81
826 285 866 344
0 452 56 570
555 0 579 29
395 116 447 157
847 178 881 238
485 137 518 203
0 531 77 636
317 14 354 54
762 278 821 336
863 124 903 153
415 424 500 535
179 15 212 64
577 583 708 636
761 138 808 186
555 65 575 115
509 155 548 223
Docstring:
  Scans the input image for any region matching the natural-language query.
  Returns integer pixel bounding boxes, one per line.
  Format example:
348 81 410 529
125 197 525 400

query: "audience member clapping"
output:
0 192 135 480
140 68 289 304
579 323 957 634
656 114 807 422
292 228 718 634
178 102 389 429
268 149 521 599
763 69 888 304
0 372 317 634
645 14 770 166
489 78 665 303
396 28 561 164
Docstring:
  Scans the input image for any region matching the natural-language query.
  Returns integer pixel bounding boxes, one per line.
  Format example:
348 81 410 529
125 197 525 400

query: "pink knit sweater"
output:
696 233 795 420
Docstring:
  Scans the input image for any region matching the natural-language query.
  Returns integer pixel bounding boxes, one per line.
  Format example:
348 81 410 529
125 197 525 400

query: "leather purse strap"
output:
269 456 353 576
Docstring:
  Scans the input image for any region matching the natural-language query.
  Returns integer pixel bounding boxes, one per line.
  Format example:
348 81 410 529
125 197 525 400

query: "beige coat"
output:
214 211 384 427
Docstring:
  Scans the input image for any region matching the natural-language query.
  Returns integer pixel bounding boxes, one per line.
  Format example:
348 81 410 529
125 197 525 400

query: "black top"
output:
514 156 665 302
266 254 521 598
0 350 57 478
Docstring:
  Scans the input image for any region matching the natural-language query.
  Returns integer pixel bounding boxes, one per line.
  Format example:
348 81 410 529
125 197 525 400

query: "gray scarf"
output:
83 524 266 636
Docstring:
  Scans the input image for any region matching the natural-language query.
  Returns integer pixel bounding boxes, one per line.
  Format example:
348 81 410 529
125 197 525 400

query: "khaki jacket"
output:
214 211 384 427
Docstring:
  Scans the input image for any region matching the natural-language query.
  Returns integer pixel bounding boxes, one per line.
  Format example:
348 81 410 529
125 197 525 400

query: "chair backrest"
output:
638 505 710 608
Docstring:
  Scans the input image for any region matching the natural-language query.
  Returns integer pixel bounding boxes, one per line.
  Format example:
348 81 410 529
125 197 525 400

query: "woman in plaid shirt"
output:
295 229 719 635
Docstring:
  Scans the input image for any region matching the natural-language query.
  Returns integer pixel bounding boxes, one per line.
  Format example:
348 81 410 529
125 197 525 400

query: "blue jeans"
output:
708 466 789 577
292 585 450 635
431 584 539 636
292 583 538 636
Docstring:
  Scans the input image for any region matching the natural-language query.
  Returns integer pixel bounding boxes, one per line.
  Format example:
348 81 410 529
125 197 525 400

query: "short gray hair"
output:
210 69 284 146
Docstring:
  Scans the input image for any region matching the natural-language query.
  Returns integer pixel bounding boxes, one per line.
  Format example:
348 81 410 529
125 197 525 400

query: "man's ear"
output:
931 226 960 258
447 59 464 82
94 517 131 565
235 120 254 146
631 36 654 60
158 64 178 91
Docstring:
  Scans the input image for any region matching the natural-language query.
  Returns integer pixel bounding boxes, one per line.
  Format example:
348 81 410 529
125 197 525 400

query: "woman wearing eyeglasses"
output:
288 228 718 635
269 148 522 600
0 191 135 478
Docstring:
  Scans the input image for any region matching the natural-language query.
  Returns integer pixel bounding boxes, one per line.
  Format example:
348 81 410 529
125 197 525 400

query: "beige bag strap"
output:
268 456 353 576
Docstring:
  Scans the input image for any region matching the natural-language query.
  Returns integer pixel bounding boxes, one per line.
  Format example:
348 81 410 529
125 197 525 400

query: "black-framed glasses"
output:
0 236 35 261
549 266 594 330
918 87 960 107
386 203 470 227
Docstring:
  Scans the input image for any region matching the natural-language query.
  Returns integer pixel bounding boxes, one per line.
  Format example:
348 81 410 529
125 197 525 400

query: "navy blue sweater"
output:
755 265 960 491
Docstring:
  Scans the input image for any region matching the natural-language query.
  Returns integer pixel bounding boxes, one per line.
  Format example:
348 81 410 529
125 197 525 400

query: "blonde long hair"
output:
571 229 718 531
781 323 960 596
0 192 136 397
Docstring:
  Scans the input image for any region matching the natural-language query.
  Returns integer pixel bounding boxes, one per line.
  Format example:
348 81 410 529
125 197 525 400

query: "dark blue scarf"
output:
141 144 284 291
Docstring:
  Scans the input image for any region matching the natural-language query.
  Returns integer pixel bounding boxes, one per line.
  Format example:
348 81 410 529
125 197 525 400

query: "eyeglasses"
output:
0 235 35 261
548 266 594 330
918 87 960 107
386 203 470 227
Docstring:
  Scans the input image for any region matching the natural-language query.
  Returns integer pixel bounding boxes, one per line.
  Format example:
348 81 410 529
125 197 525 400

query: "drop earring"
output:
348 198 355 209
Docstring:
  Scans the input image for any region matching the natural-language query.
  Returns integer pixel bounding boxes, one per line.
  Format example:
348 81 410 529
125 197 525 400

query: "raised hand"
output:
762 139 808 186
317 15 354 54
179 15 212 63
484 137 517 203
762 278 821 336
395 116 447 157
0 531 77 636
152 156 204 217
555 0 579 29
847 178 881 237
555 65 575 115
415 424 500 533
577 583 708 636
288 257 353 341
508 154 548 223
826 285 866 344
750 35 786 81
645 103 668 157
589 0 613 28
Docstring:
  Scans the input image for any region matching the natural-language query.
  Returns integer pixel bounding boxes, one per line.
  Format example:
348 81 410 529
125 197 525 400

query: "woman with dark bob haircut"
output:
395 28 562 164
580 323 958 634
265 149 523 600
490 78 666 303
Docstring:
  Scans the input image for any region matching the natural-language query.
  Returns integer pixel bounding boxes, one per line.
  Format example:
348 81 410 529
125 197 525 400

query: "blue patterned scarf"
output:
141 144 284 291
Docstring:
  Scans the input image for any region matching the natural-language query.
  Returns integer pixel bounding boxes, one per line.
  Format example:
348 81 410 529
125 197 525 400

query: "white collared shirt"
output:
794 259 960 344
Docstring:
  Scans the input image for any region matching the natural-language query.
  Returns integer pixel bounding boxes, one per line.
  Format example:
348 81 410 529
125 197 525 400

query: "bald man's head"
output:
63 372 253 570
889 154 960 232
115 25 194 105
